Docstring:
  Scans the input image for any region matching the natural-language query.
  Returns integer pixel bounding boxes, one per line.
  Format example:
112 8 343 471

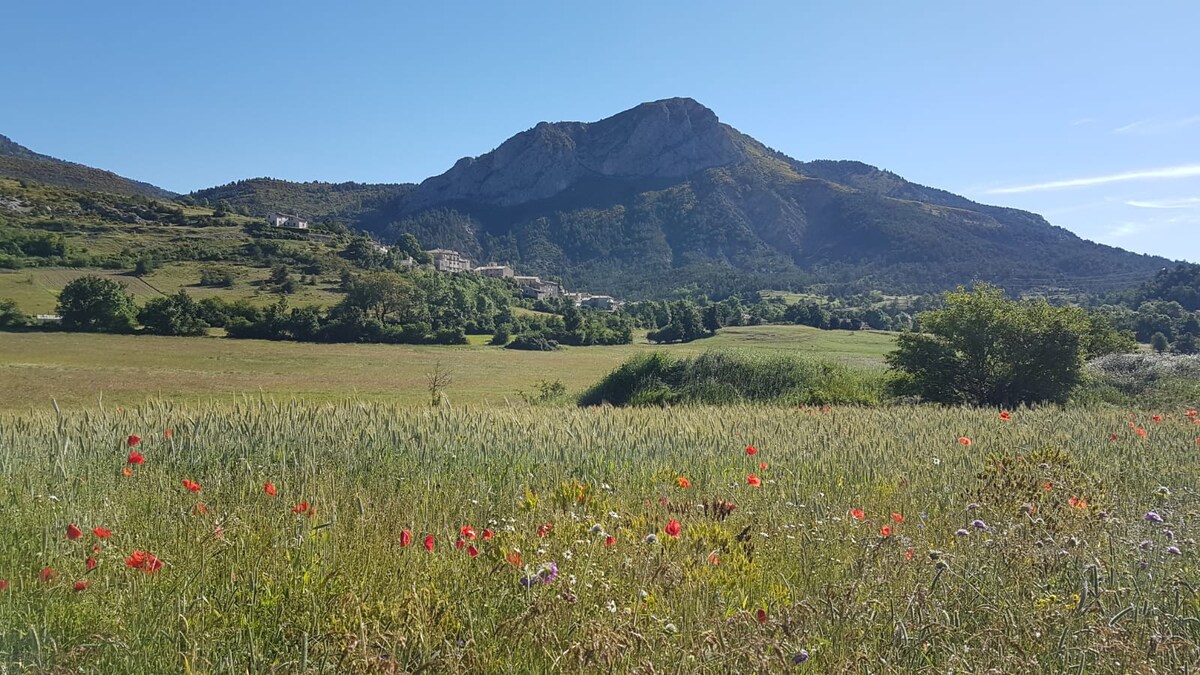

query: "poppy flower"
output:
127 451 144 465
144 553 163 573
264 482 277 497
958 437 972 446
214 525 225 539
1187 409 1198 418
745 445 758 456
193 503 208 515
39 567 56 583
0 580 7 591
460 526 477 540
537 523 553 538
1044 482 1053 491
122 467 133 477
86 557 97 571
880 525 892 537
125 550 146 569
998 411 1011 421
182 479 201 492
164 428 174 440
849 508 865 520
127 435 141 448
399 530 412 547
759 461 769 470
126 550 163 572
423 534 435 552
904 548 915 561
482 528 494 541
746 474 762 487
664 519 682 538
73 580 90 592
676 476 691 488
708 551 720 565
1136 428 1147 438
506 550 523 566
292 502 312 516
1110 434 1119 441
1069 496 1088 510
92 527 111 539
455 537 466 550
755 608 768 624
891 513 904 523
467 545 479 558
66 523 83 541
604 535 616 548
1151 415 1164 423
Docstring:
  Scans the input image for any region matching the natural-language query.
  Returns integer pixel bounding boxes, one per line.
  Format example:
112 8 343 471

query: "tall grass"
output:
577 350 885 406
0 400 1197 672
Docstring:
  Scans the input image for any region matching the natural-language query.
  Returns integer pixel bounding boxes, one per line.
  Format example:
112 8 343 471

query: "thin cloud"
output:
1113 115 1200 136
1107 223 1143 238
985 164 1200 194
1126 197 1200 209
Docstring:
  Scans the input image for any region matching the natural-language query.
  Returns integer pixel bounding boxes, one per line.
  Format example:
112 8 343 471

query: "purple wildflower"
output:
1168 546 1182 555
538 561 559 584
792 649 810 664
1144 511 1164 523
971 519 988 530
955 528 969 537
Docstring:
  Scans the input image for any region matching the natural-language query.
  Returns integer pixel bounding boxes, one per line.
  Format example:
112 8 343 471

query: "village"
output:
269 213 624 311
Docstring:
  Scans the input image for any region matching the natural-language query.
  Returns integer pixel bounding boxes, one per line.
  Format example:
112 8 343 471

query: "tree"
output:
1151 332 1169 353
702 304 721 333
338 272 424 324
138 291 209 336
1172 332 1198 355
886 285 1127 407
57 275 137 333
0 298 29 328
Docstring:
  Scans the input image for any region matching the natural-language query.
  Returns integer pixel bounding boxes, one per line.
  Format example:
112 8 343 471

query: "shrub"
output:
506 334 560 351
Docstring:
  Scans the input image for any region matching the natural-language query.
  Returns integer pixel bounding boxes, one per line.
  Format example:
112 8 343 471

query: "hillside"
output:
190 177 414 223
364 98 1169 297
0 134 175 200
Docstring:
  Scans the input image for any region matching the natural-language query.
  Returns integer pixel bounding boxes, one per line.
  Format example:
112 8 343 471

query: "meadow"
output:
0 402 1197 672
0 325 894 412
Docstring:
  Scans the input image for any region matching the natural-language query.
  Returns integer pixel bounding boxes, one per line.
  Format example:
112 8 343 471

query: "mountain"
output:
190 177 414 224
365 97 1169 297
0 134 175 200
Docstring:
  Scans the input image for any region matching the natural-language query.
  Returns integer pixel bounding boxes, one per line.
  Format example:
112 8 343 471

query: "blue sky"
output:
2 1 1197 261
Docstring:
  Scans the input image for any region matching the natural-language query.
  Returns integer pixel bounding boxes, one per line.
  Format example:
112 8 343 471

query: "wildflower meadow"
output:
0 402 1198 672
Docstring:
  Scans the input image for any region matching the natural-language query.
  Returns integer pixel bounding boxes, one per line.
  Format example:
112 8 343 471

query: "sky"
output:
2 1 1198 261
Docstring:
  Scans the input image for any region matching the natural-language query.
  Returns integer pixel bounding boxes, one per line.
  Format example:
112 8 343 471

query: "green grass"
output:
0 402 1196 672
0 325 892 412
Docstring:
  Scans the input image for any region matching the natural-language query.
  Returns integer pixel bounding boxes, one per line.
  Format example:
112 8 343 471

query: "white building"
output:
268 214 309 230
474 263 514 279
427 249 472 273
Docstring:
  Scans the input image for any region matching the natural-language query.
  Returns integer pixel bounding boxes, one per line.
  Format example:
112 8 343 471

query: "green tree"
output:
338 272 424 324
57 275 137 333
0 298 29 328
886 285 1123 407
138 291 209 336
1150 332 1169 353
1172 332 1198 355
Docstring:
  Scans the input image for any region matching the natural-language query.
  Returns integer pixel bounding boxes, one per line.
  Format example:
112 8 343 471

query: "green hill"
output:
189 177 414 223
0 134 175 200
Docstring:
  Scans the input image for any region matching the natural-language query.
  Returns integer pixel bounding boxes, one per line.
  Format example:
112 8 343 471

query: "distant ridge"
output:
0 134 175 200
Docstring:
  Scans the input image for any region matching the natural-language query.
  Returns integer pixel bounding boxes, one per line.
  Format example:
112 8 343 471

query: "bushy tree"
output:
57 275 137 333
886 285 1132 406
0 299 29 328
1151 332 1169 353
138 291 209 336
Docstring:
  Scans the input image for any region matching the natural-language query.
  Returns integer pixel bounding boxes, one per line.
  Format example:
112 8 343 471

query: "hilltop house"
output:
427 248 472 273
581 295 622 311
513 275 563 300
474 263 514 279
268 214 309 230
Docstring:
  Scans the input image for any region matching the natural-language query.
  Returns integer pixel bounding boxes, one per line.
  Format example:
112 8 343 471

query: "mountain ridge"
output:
0 133 175 200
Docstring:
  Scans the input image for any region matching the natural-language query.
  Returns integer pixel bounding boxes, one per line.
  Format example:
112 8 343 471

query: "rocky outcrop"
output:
407 98 747 209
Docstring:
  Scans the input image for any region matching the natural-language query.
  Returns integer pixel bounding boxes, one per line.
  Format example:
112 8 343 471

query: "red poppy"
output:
193 502 208 515
73 580 90 592
849 508 865 520
127 435 141 448
127 451 144 465
1110 434 1118 441
124 550 162 572
460 526 477 540
122 467 134 477
755 608 768 624
745 445 758 456
164 428 174 439
708 551 720 565
455 537 466 550
400 530 412 547
664 519 682 538
125 550 146 569
1044 482 1053 491
891 513 904 523
182 479 201 492
537 523 553 537
958 437 972 446
506 551 523 566
145 553 163 573
39 567 56 583
423 534 435 552
604 535 616 548
467 545 479 558
1152 415 1164 423
746 474 762 487
904 548 915 561
86 557 97 571
759 462 769 470
0 580 8 591
66 523 83 541
292 502 312 516
92 527 112 539
676 476 691 488
264 482 277 497
214 525 225 539
999 411 1012 421
880 525 892 537
1188 409 1198 418
1136 427 1148 438
482 528 494 541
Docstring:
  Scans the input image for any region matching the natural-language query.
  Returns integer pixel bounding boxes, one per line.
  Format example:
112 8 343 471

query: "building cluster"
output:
426 249 622 310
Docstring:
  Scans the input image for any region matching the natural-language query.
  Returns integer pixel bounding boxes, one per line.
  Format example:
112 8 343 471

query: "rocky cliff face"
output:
407 98 747 209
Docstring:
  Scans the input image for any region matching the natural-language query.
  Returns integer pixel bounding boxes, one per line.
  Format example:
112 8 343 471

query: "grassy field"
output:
0 325 894 412
0 402 1196 672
